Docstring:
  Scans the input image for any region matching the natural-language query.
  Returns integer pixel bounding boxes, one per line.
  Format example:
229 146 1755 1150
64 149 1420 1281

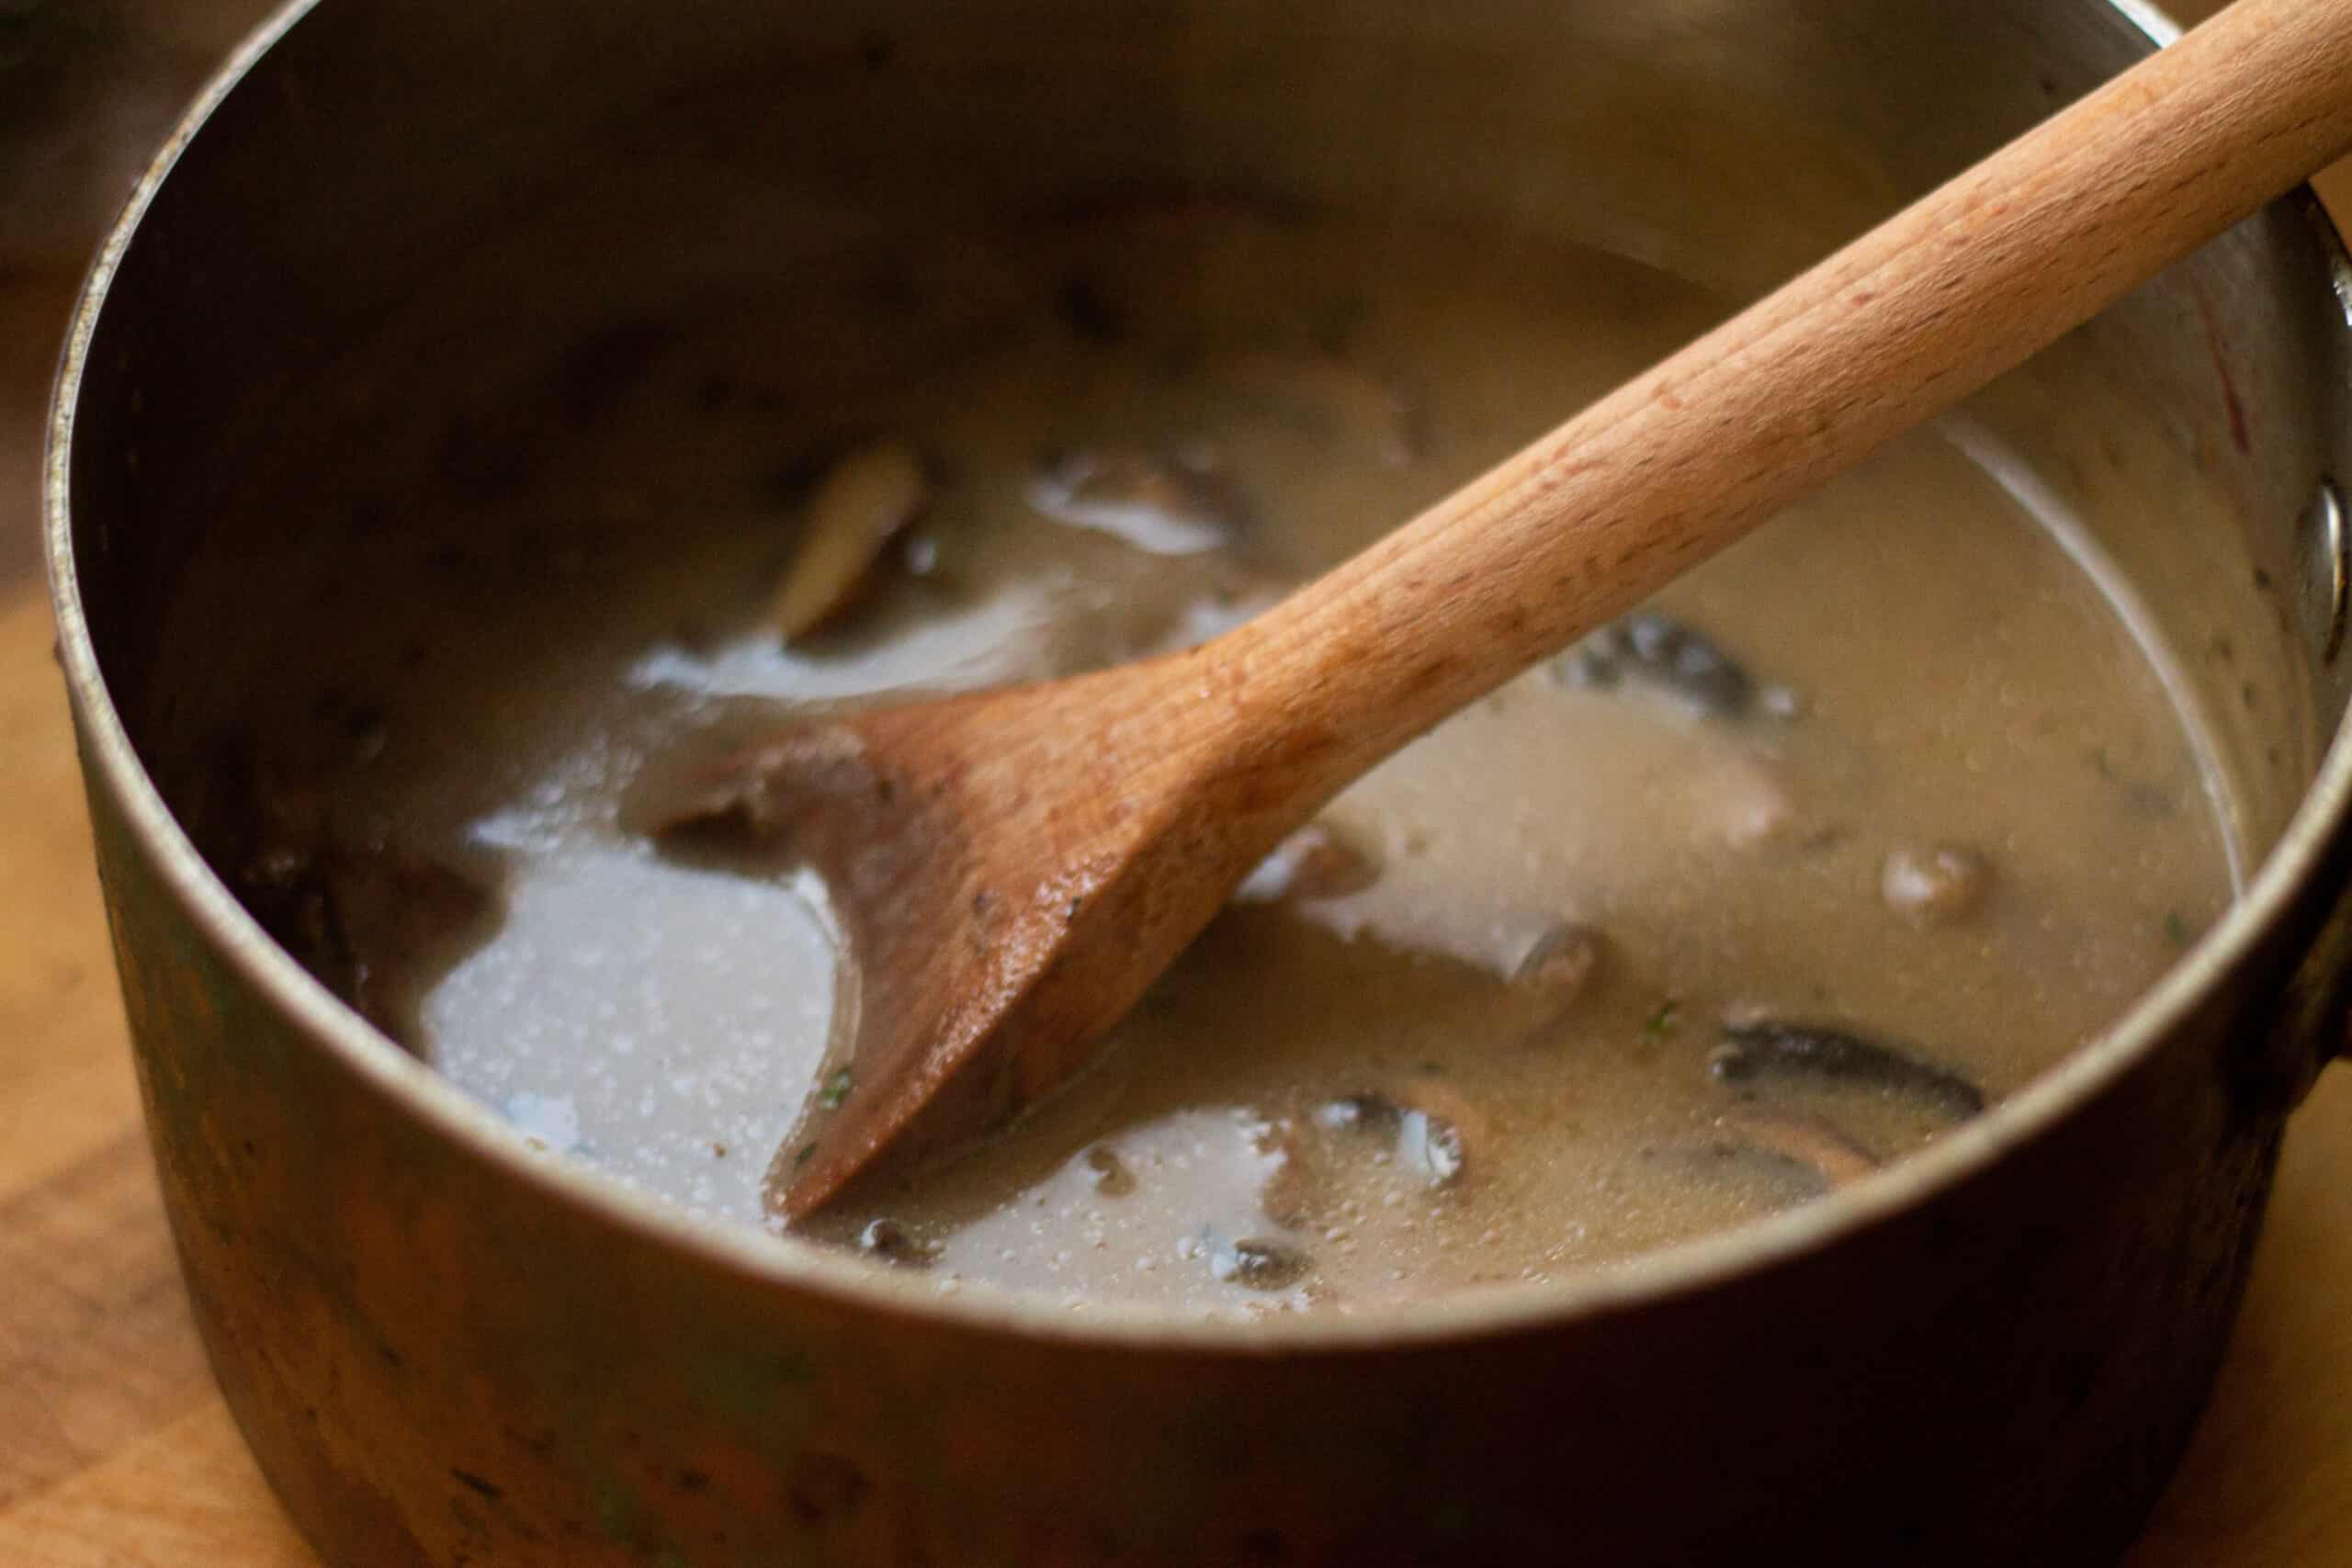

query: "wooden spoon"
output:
656 0 2352 1219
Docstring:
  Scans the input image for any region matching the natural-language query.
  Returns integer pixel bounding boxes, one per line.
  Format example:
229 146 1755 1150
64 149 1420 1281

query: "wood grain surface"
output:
0 582 314 1565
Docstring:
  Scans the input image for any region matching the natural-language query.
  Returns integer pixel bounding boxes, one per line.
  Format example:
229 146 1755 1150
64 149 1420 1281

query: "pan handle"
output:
2256 863 2352 1110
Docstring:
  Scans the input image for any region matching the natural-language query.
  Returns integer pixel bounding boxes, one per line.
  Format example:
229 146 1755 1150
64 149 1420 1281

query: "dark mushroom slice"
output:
238 842 359 1008
1310 1083 1478 1190
1253 1122 1320 1229
1713 1105 1882 1190
1550 612 1758 718
1709 1021 1988 1122
330 846 502 1043
1083 1145 1136 1198
1209 1236 1312 1292
241 839 500 1052
854 1218 941 1269
1554 640 1623 691
1670 1140 1838 1206
1313 1091 1403 1136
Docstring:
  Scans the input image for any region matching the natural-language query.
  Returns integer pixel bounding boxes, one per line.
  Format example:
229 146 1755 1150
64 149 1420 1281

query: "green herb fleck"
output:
1418 1060 1447 1076
1643 999 1680 1042
818 1068 854 1111
793 1142 818 1168
2164 910 2192 947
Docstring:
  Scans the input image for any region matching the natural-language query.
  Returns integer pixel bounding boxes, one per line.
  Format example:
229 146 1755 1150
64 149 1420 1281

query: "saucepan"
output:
43 0 2352 1562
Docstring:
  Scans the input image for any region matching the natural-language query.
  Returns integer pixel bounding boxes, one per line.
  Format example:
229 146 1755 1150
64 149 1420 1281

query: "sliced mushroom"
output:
1209 1235 1312 1292
241 837 499 1051
1628 614 1752 715
1713 1105 1880 1189
1253 1122 1320 1229
1555 641 1623 692
855 1218 941 1269
1502 920 1604 1033
1311 1081 1480 1190
1552 613 1758 718
334 847 500 1031
1025 446 1240 556
237 840 355 999
1394 1077 1486 1190
1313 1091 1403 1136
1513 921 1601 993
1083 1145 1136 1198
1232 819 1381 904
1398 1109 1466 1189
772 438 929 641
1669 1141 1836 1206
1709 1021 1988 1122
627 721 876 843
1882 843 1994 924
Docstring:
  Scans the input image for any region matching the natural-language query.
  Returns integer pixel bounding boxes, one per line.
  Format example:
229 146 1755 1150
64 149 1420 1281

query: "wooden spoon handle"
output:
1219 0 2352 785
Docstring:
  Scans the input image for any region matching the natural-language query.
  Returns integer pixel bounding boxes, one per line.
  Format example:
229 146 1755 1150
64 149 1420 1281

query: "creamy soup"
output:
197 199 2233 1314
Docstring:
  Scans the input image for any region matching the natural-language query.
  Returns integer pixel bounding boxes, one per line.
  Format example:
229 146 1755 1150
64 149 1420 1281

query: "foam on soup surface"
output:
209 201 2233 1314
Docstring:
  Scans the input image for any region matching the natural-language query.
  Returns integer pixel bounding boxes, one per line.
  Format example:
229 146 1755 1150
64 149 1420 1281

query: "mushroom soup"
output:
183 201 2233 1314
